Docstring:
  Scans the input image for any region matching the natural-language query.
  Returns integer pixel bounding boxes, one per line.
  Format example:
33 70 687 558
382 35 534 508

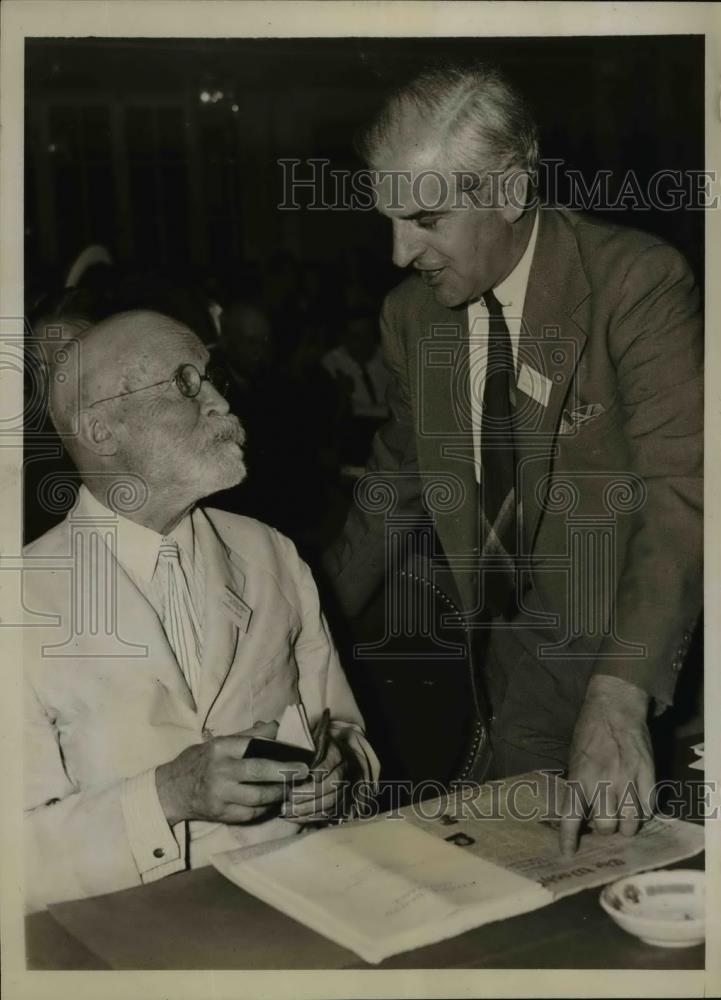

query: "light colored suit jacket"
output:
327 208 703 709
24 503 378 910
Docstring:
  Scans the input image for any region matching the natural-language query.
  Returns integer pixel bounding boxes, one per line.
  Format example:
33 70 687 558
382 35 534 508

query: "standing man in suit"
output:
325 63 702 853
24 310 378 911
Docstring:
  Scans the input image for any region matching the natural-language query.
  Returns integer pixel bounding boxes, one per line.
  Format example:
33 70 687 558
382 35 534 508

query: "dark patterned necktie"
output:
480 289 517 617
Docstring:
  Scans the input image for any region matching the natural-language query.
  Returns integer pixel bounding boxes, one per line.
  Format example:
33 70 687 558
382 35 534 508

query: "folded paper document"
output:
213 817 551 964
276 702 316 751
213 771 704 964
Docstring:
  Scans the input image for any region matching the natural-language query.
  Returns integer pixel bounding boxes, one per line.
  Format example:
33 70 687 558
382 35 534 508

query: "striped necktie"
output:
155 538 203 702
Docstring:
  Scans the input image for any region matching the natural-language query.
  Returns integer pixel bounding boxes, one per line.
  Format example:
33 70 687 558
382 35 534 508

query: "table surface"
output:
26 738 706 971
26 846 705 971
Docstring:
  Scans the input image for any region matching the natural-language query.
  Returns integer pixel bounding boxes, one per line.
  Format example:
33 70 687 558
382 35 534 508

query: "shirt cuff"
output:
121 768 187 883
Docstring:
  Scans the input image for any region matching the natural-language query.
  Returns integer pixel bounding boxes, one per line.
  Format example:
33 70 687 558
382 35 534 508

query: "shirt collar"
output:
489 209 540 310
76 484 194 585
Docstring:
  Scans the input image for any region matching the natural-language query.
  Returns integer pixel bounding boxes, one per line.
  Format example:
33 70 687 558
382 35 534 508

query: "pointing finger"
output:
559 784 582 857
592 785 618 836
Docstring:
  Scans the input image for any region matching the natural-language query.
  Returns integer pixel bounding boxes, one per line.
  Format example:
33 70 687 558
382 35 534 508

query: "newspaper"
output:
399 770 704 899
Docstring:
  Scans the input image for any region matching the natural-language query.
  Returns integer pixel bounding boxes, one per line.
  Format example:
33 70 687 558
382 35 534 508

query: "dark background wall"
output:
25 34 704 298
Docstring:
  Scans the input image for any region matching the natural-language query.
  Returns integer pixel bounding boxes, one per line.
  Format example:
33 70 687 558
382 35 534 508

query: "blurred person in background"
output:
322 309 390 468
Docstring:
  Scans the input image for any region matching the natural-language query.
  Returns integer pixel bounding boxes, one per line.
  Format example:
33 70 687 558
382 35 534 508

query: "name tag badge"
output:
517 362 552 408
222 586 253 634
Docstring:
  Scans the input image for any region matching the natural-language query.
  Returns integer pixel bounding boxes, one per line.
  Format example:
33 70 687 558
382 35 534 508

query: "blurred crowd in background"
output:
25 243 394 568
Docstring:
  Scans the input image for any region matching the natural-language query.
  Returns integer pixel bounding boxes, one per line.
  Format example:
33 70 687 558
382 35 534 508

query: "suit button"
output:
202 727 213 742
153 847 165 858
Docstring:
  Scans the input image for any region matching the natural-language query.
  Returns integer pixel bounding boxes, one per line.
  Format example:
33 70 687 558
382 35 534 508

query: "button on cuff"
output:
121 769 185 881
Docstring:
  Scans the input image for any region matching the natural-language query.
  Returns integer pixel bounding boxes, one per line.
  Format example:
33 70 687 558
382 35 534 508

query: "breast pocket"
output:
558 397 627 467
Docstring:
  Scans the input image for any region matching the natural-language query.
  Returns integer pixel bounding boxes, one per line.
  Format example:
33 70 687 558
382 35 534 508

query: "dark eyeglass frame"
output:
87 362 229 408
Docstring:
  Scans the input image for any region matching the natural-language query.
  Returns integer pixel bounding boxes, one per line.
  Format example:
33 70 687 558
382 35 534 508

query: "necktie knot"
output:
482 288 505 319
154 535 202 702
158 538 181 565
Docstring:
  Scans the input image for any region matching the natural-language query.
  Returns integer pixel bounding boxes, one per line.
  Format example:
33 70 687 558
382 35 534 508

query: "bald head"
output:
49 311 194 430
45 308 244 529
81 310 198 408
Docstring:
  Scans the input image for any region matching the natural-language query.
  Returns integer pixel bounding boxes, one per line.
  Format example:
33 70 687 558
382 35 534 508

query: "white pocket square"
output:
559 403 607 434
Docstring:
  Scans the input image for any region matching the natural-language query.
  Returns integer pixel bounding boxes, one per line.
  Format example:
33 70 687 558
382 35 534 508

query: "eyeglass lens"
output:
175 363 229 399
176 364 203 397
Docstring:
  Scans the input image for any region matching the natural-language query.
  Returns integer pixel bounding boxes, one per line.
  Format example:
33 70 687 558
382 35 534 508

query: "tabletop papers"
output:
213 770 704 963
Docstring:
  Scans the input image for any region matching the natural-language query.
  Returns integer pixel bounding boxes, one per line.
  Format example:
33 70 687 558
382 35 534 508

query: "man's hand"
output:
282 737 349 824
155 721 310 826
559 675 655 857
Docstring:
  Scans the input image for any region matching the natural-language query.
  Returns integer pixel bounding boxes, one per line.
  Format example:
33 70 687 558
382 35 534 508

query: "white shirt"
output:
76 485 206 884
76 485 204 636
467 210 540 483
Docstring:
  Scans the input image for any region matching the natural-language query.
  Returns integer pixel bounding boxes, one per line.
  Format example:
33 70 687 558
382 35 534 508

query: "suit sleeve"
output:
277 532 380 784
323 292 426 617
592 243 703 708
24 673 186 912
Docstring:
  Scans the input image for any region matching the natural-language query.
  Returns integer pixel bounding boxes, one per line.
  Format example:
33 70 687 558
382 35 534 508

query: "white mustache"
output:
212 419 245 446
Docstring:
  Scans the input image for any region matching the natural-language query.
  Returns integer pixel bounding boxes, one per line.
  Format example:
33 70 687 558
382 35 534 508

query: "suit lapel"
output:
410 292 478 610
193 508 243 723
514 209 590 553
66 515 198 718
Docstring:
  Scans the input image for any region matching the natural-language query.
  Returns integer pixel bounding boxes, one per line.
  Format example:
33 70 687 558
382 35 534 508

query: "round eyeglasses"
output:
174 362 229 399
88 362 230 408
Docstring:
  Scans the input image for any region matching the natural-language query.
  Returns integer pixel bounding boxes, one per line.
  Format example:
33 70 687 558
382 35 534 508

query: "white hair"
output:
357 62 539 184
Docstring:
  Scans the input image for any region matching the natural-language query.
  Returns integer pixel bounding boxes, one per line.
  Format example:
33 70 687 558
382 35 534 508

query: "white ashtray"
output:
599 869 704 948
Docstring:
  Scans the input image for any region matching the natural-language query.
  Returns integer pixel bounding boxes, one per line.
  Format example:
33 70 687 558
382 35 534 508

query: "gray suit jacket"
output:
327 208 702 709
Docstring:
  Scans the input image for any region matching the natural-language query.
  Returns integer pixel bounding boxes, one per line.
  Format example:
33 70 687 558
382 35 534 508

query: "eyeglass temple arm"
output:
87 377 172 408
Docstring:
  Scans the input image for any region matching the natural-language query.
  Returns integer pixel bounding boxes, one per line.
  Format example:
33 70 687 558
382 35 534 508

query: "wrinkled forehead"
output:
125 322 208 382
81 316 208 406
370 138 472 218
372 168 459 218
370 114 496 218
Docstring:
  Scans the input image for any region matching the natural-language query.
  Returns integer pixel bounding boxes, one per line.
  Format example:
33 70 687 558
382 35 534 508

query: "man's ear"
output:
500 168 530 223
77 409 118 457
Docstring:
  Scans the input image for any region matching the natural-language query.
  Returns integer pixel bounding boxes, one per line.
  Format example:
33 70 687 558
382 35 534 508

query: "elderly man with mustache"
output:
24 310 378 911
